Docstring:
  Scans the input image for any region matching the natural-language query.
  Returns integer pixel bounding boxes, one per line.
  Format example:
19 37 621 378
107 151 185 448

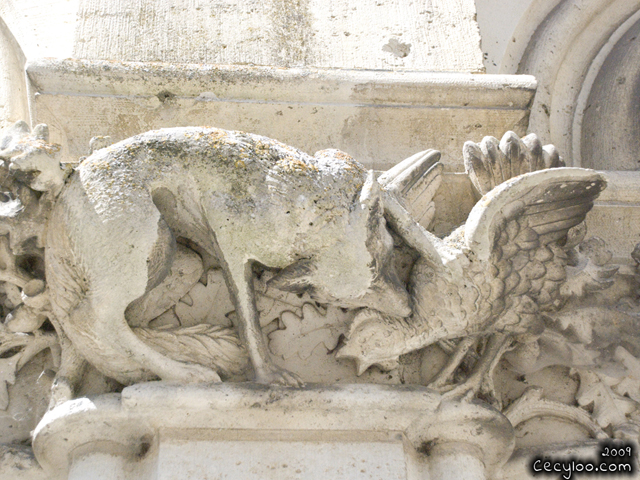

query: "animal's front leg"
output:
225 261 303 387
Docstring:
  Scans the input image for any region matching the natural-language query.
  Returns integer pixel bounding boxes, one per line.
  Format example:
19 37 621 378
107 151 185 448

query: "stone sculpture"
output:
338 133 607 402
5 121 640 478
0 121 451 405
2 121 637 427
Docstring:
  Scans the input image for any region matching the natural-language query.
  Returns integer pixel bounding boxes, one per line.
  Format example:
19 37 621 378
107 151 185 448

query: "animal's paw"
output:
165 363 222 384
255 364 304 387
48 375 74 410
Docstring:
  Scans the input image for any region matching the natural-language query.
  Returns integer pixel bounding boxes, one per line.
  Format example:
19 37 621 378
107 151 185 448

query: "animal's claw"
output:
166 363 222 384
433 372 500 407
255 364 305 387
439 383 478 402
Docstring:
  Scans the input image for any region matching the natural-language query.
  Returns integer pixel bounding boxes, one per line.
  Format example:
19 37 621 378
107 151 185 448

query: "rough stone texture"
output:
516 0 640 170
1 124 640 480
1 120 639 480
0 0 78 60
0 123 634 480
2 1 640 479
580 16 640 171
26 59 535 171
0 444 46 480
474 0 537 73
73 0 484 72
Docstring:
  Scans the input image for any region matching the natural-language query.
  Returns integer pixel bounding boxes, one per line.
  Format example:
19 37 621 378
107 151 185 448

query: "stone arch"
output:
0 16 29 128
506 0 640 168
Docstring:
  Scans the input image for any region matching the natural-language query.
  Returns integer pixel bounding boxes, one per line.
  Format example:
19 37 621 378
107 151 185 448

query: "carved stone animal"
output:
338 136 606 397
35 126 424 394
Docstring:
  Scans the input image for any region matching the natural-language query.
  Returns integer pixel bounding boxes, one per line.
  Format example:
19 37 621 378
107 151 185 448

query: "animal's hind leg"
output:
440 333 513 404
221 260 302 386
64 294 221 385
48 331 85 410
428 337 478 388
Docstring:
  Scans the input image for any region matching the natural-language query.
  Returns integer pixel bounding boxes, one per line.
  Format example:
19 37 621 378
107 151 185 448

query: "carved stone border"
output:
33 383 515 480
25 58 536 171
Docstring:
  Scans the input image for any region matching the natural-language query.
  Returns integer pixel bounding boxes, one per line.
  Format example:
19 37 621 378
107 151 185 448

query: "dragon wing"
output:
463 168 606 324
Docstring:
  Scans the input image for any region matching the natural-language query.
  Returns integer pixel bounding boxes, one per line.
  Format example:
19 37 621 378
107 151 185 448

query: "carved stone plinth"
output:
32 384 514 480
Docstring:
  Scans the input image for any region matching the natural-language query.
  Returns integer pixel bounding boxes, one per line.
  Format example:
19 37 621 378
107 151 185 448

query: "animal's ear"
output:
359 170 382 214
267 258 316 294
32 124 49 142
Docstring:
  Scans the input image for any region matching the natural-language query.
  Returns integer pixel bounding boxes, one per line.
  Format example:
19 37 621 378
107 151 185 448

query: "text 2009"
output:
602 446 632 458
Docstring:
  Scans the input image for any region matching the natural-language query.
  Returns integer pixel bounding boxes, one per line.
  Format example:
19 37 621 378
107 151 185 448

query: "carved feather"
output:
378 149 442 229
465 169 606 263
340 167 607 372
464 131 564 196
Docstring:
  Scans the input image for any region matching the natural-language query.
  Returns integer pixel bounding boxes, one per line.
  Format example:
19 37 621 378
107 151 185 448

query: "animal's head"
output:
268 171 411 317
0 121 68 255
0 121 66 196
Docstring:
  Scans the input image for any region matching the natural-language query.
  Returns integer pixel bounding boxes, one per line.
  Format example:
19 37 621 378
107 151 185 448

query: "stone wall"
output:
1 2 640 479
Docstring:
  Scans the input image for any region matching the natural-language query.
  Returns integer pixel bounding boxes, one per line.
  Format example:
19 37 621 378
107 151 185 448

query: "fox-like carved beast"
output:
1 124 432 398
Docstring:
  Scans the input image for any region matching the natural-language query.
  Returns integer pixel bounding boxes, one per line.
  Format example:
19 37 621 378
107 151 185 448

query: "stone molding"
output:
0 17 29 129
515 0 640 170
26 58 536 171
33 383 515 480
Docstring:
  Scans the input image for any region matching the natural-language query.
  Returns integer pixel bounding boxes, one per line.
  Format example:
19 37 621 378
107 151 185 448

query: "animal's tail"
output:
132 323 249 380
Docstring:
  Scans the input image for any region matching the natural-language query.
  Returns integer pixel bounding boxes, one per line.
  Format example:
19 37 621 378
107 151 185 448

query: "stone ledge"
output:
25 58 536 171
27 59 537 109
32 383 515 480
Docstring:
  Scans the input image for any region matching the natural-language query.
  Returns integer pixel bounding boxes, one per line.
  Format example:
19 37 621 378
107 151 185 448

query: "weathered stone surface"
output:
26 59 536 171
0 117 638 480
73 0 484 72
3 1 640 476
32 383 516 480
0 18 28 130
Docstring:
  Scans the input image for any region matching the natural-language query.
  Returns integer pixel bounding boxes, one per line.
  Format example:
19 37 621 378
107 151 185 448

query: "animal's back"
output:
77 127 364 210
46 126 369 313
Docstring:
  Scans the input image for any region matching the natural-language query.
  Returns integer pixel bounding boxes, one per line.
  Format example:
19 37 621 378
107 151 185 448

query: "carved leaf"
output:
561 250 619 300
610 347 640 403
552 309 596 345
133 324 248 378
268 303 350 361
504 387 608 439
504 329 599 374
614 377 640 403
255 271 319 327
576 369 636 428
